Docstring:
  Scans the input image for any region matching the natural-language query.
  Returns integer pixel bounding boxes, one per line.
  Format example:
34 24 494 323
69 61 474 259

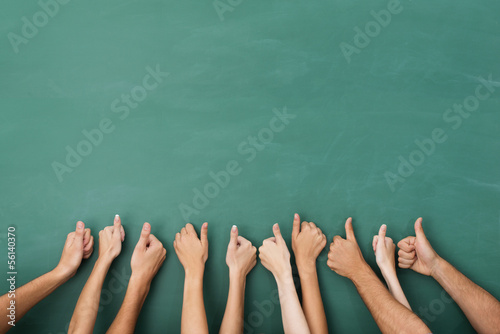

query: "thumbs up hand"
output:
327 218 369 280
259 223 293 281
397 218 440 276
226 225 257 279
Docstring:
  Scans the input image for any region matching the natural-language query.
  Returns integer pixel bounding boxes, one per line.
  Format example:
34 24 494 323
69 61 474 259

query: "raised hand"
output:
55 221 94 279
130 223 166 284
226 225 257 278
397 218 439 276
372 224 396 273
292 214 327 273
99 215 125 261
327 218 368 279
174 223 209 277
259 224 292 280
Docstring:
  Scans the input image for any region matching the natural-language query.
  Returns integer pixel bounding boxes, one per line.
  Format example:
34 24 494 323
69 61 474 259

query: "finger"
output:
272 223 283 243
186 223 196 234
399 262 412 269
372 235 378 252
114 215 122 240
398 237 416 252
138 223 151 249
200 222 208 246
74 221 85 246
83 236 94 258
377 224 387 251
83 228 91 246
181 227 187 235
414 218 428 242
292 213 300 240
398 257 415 266
398 249 416 260
345 217 356 242
230 225 238 246
237 235 250 246
309 222 317 229
120 225 125 242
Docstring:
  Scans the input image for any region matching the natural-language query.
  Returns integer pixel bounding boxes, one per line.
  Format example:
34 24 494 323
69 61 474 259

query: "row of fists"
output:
55 215 439 285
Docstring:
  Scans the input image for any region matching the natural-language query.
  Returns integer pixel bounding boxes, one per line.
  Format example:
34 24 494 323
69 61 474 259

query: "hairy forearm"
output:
297 266 328 334
432 257 500 334
276 273 311 334
181 271 208 334
379 267 411 310
0 269 68 333
219 273 246 334
352 264 429 334
106 276 149 334
69 257 112 334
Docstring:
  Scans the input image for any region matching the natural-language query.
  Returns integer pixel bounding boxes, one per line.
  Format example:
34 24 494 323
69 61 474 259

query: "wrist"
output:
297 262 317 277
274 269 293 286
349 261 373 284
430 256 445 279
51 266 73 284
229 270 247 285
129 273 151 295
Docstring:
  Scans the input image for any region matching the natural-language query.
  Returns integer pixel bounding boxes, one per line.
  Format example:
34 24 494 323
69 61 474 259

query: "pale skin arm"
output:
107 222 166 334
327 218 430 334
0 222 93 334
69 215 125 334
291 214 328 334
372 224 411 310
219 225 257 334
398 218 500 334
259 223 310 334
174 223 209 334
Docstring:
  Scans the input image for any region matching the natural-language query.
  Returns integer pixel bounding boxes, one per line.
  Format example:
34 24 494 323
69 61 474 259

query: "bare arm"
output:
292 214 328 334
69 215 125 334
259 223 310 334
220 226 257 334
373 225 411 310
106 276 149 334
107 222 166 334
431 258 500 333
352 264 429 333
174 223 209 334
398 218 500 334
0 222 93 334
328 218 429 334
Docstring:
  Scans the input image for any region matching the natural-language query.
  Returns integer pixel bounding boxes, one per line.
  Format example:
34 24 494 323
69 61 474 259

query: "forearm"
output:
297 266 328 334
69 257 112 334
0 269 68 333
219 273 246 334
276 273 310 334
432 257 500 334
181 271 208 334
352 264 429 334
380 267 411 310
106 276 149 334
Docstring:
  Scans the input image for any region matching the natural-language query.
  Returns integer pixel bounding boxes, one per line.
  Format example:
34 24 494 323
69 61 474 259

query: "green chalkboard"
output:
1 0 499 333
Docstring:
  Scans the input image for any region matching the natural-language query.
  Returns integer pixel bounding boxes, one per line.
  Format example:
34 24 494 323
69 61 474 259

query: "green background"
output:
1 0 499 333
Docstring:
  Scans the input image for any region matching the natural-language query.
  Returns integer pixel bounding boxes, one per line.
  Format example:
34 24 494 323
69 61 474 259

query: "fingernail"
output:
143 223 150 231
294 213 299 219
77 221 84 229
115 214 119 218
273 223 279 230
232 225 237 232
203 222 208 228
381 224 387 230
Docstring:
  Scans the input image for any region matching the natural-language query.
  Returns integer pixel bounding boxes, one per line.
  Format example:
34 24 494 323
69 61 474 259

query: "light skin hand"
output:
327 218 370 279
130 222 167 285
373 224 412 310
226 225 257 278
259 224 292 281
397 218 440 276
219 226 257 334
174 223 209 277
106 223 166 334
291 214 328 334
292 214 327 273
54 221 94 279
98 215 125 262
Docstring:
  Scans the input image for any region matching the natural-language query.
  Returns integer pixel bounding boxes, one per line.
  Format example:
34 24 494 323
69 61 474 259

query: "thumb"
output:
200 222 208 246
345 218 356 242
377 224 387 250
74 221 85 246
138 222 151 248
414 218 427 241
114 215 122 240
273 223 283 242
230 225 238 246
292 213 300 240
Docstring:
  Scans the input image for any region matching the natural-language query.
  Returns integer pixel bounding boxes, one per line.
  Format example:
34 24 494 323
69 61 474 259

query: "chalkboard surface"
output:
1 0 499 333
